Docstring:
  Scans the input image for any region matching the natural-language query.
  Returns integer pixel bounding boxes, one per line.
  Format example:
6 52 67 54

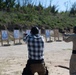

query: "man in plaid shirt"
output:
22 27 48 75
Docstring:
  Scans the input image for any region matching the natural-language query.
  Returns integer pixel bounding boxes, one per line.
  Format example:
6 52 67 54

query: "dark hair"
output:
73 26 76 34
31 27 39 35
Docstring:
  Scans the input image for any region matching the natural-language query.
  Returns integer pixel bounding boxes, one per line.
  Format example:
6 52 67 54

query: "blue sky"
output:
31 0 76 12
19 0 76 12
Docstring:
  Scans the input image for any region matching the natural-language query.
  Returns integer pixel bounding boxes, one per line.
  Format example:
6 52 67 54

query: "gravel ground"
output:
0 41 72 75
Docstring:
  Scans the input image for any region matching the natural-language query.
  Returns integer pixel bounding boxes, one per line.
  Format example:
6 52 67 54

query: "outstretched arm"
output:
63 33 72 42
23 33 29 43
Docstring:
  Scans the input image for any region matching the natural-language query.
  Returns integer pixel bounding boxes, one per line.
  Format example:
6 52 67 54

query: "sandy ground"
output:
0 40 73 75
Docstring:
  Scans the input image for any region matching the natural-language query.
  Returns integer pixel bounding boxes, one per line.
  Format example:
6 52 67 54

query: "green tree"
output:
15 0 20 11
0 0 5 10
5 0 15 11
70 2 76 15
51 5 58 14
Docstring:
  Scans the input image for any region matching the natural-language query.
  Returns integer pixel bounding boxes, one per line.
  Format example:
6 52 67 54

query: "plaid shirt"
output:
23 34 44 60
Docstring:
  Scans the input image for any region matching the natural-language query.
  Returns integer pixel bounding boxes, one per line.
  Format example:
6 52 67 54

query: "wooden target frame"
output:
13 30 21 45
45 29 51 42
1 30 9 46
54 28 59 41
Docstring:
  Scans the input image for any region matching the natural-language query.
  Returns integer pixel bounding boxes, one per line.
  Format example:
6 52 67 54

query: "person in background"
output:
22 26 48 75
63 26 76 75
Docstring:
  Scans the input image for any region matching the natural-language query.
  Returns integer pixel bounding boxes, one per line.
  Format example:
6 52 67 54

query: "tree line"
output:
0 0 76 31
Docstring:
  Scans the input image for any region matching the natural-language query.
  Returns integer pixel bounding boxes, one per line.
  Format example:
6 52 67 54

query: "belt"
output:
72 50 76 54
28 59 44 64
